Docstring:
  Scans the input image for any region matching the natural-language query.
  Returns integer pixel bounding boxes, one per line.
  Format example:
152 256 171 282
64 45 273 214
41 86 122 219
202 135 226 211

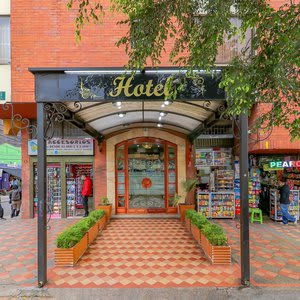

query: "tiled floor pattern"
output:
0 216 299 288
48 219 240 288
218 218 300 286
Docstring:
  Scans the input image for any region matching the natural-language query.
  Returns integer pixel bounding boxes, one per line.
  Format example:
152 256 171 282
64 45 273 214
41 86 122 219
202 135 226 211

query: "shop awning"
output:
25 68 232 141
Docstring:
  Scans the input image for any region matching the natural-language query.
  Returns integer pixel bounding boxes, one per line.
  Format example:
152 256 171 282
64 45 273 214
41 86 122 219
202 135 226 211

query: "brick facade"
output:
8 0 299 218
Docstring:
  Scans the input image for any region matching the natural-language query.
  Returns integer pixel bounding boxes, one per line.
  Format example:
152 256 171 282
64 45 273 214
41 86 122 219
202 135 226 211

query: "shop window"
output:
66 164 93 217
0 16 10 64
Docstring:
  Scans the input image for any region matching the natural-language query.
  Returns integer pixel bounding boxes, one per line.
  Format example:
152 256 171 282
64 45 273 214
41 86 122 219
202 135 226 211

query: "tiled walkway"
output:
0 216 299 288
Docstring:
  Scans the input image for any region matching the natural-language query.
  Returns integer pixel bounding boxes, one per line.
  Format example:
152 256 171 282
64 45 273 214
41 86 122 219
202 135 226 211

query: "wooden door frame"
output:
115 137 178 214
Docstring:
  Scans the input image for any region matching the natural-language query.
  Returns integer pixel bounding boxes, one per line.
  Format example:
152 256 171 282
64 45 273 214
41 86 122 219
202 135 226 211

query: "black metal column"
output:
239 111 250 286
37 102 47 287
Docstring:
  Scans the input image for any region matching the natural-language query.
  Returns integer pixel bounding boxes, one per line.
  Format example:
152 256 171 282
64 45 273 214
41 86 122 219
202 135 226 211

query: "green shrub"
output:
89 210 105 221
185 209 196 220
202 223 228 246
56 227 85 248
56 210 105 249
192 214 210 229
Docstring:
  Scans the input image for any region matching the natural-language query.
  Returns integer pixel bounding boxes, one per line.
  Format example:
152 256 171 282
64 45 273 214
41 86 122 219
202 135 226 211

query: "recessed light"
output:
157 123 163 128
163 100 173 106
158 116 162 121
116 101 122 107
161 104 165 108
118 112 126 118
159 112 167 117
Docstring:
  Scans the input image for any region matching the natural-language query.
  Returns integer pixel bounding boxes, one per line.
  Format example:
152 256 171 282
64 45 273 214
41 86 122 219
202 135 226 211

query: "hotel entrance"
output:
116 138 177 214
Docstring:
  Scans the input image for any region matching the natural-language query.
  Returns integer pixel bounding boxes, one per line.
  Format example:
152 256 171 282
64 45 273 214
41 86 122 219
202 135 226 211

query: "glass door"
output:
116 138 178 214
128 142 165 212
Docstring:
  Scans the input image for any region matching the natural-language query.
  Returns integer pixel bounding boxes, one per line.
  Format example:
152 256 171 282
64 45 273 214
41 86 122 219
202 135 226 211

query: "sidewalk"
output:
0 215 299 294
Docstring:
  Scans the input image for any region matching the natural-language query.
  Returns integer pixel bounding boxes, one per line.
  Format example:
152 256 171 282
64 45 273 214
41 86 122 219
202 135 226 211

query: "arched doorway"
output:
115 137 178 214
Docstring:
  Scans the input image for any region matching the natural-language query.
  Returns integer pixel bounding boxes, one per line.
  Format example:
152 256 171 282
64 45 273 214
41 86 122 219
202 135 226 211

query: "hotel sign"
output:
269 160 300 169
32 69 225 102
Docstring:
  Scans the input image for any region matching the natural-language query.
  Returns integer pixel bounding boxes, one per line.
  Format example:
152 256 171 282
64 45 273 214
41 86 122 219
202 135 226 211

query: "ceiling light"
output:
158 116 162 121
118 112 126 118
161 104 165 108
157 123 163 128
116 101 122 107
159 112 167 117
163 100 173 106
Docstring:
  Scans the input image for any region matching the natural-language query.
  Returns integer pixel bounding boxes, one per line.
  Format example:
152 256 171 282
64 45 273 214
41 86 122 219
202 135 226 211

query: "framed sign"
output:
28 138 94 156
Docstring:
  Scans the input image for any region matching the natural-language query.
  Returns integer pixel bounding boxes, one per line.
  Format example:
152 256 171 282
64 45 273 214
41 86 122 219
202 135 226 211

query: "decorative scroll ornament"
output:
1 102 37 138
233 116 273 142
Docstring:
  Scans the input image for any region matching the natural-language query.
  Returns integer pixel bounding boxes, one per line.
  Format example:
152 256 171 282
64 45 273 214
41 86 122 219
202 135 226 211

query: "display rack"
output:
46 166 61 218
33 164 62 218
248 169 261 209
197 192 210 218
214 170 234 191
270 189 300 221
197 191 235 219
66 164 93 217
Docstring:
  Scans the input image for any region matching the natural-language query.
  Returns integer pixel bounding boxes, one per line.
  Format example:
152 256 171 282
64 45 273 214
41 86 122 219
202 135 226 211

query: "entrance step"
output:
111 213 180 219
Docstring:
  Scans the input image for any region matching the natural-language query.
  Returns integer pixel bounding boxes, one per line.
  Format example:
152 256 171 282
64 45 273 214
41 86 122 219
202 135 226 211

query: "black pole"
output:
37 102 47 287
240 111 250 286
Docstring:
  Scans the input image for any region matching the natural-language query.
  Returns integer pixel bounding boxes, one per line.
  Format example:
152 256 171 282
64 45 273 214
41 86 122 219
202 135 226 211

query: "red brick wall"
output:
248 104 300 154
21 129 30 218
93 141 107 206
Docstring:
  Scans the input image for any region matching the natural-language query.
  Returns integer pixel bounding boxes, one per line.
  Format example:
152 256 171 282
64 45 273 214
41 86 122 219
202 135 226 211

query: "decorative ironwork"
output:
233 116 273 143
1 102 37 138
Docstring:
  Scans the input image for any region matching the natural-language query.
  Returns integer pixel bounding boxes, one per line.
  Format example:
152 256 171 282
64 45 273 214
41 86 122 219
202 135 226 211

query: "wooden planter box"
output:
87 222 99 245
96 204 112 223
54 233 88 267
97 215 106 231
201 234 231 265
191 223 201 244
179 205 194 223
185 218 191 232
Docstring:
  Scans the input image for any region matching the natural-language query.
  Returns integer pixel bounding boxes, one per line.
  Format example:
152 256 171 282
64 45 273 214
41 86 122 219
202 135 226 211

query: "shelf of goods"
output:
270 189 299 221
234 175 260 213
215 170 234 191
284 169 300 190
195 149 231 167
197 192 235 219
47 167 62 218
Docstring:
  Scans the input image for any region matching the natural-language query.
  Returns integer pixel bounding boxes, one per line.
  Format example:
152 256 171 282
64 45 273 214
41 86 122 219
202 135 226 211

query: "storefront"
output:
195 147 236 218
29 138 94 218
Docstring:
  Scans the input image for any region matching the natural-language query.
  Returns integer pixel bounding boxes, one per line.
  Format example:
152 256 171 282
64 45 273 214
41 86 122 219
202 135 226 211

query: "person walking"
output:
7 184 21 218
81 174 93 217
278 179 297 225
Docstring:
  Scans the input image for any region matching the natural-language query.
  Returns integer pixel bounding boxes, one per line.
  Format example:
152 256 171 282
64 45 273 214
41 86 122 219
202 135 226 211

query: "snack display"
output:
197 191 235 219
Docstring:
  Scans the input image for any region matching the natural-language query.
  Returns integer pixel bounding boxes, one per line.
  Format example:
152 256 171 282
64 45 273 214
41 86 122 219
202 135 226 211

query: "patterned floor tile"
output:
0 216 300 288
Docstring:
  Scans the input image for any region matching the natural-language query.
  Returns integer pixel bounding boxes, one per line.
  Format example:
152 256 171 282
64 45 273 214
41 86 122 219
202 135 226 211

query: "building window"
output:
0 16 10 64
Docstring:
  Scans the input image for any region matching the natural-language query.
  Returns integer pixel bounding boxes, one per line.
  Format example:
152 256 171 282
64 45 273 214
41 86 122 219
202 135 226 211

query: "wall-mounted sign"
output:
269 160 300 169
31 70 225 102
28 138 94 156
0 91 6 100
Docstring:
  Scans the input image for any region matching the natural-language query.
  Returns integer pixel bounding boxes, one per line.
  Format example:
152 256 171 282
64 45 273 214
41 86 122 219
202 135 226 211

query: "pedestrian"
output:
81 174 93 217
7 184 21 218
278 179 297 225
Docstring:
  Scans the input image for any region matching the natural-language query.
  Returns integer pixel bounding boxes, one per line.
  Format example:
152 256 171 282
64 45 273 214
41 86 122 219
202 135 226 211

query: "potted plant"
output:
190 213 209 245
54 210 106 266
184 209 195 232
201 223 231 265
96 196 112 222
179 177 198 222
